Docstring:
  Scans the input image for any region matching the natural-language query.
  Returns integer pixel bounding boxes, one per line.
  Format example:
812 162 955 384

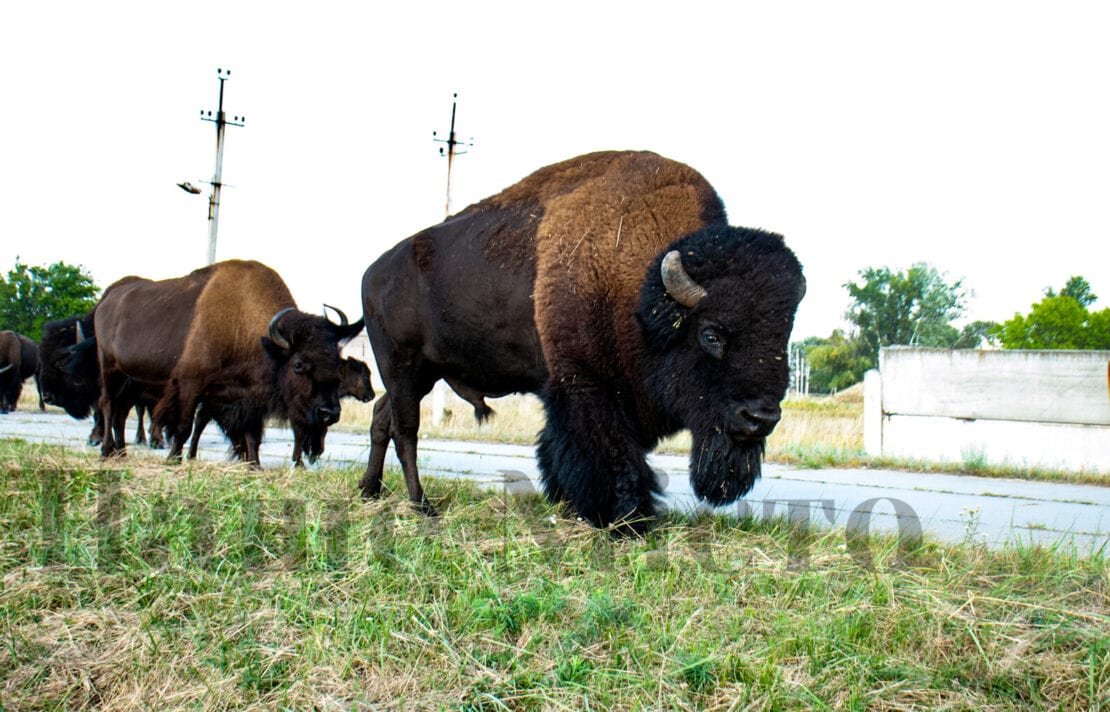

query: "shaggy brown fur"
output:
94 260 361 465
361 150 802 528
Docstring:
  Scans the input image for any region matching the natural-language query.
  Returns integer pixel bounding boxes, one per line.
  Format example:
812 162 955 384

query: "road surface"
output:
2 410 1108 552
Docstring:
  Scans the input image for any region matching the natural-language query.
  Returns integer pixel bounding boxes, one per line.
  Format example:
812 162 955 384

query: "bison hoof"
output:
414 498 439 517
358 478 382 500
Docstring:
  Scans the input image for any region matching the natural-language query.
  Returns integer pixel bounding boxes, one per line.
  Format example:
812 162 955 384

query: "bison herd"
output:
3 150 804 530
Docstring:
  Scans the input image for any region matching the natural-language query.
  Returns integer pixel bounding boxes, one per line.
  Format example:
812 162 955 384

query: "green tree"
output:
994 278 1110 349
0 260 100 340
953 320 1000 349
844 262 967 362
799 330 872 393
1047 275 1097 308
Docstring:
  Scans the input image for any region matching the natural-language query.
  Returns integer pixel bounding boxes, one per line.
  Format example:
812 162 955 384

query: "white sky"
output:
2 1 1108 341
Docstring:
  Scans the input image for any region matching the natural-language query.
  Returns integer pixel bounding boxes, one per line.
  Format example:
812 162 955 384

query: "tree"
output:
953 320 1000 349
1047 275 1097 307
994 277 1110 349
799 330 872 393
0 260 100 340
843 262 967 363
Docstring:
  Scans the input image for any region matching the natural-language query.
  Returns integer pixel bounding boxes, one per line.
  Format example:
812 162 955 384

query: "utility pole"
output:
200 68 245 265
428 94 473 424
432 92 472 218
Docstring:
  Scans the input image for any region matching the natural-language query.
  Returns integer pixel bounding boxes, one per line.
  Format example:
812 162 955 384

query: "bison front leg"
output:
291 431 305 468
157 381 199 463
187 403 213 460
100 391 134 458
537 382 661 532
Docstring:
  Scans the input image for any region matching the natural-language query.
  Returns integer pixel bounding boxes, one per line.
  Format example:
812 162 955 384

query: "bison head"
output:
37 316 101 419
637 226 805 506
261 306 365 454
339 357 375 402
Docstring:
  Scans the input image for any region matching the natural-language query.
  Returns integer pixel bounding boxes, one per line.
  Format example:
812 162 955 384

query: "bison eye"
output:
292 359 309 375
699 326 725 360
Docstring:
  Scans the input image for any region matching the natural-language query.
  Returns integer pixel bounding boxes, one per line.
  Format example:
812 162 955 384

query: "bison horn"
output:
0 363 12 375
322 303 349 328
268 307 296 350
661 250 707 308
75 321 87 345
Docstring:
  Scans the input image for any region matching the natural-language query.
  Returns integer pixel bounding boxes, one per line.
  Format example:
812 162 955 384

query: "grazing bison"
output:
0 330 40 413
360 150 805 529
37 315 165 447
93 260 363 466
38 315 99 421
186 355 376 466
286 356 377 467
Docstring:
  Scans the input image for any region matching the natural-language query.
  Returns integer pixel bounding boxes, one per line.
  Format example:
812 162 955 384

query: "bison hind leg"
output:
472 401 494 425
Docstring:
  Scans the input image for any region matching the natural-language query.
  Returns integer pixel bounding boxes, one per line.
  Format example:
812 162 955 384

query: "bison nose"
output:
728 401 781 439
316 405 340 426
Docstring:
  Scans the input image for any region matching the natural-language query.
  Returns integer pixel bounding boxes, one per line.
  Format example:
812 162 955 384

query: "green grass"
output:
1 439 1108 710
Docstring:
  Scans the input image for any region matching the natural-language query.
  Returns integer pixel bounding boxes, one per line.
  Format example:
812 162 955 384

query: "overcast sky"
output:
3 1 1108 341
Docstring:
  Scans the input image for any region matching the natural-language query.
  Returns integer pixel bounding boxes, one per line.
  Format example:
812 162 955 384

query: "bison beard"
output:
689 430 764 506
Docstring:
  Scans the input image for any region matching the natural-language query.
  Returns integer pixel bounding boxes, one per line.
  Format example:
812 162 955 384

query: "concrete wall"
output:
865 347 1110 473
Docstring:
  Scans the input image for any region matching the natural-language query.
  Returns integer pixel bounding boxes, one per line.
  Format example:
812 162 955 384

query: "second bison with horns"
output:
93 260 364 465
361 150 805 530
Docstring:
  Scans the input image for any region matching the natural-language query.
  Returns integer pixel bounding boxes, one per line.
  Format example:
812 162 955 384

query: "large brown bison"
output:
93 260 363 465
360 150 805 529
0 330 40 413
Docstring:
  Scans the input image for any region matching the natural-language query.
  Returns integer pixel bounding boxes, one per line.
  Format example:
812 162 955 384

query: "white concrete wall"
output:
865 347 1110 473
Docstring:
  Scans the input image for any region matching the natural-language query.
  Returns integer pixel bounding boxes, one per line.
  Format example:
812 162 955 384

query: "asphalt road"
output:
2 409 1108 553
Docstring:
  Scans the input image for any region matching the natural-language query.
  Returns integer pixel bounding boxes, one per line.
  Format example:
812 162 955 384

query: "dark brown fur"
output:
94 260 362 465
0 330 39 413
361 151 803 528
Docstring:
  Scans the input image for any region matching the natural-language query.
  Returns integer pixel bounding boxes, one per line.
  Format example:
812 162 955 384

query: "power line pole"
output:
200 68 245 265
433 92 472 218
428 94 473 425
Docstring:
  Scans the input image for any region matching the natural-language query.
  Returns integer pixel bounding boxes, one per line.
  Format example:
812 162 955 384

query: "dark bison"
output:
37 315 164 447
285 356 376 467
93 260 363 465
0 330 40 413
360 150 805 529
185 354 376 466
